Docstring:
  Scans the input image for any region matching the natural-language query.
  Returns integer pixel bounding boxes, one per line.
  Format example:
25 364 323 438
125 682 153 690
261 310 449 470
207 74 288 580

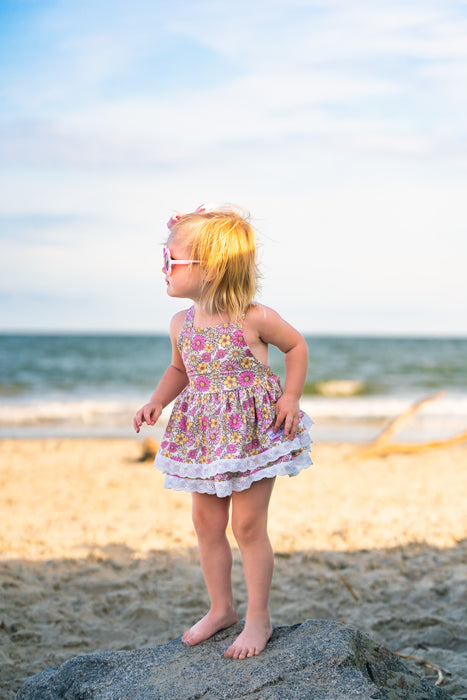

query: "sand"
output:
1 438 466 698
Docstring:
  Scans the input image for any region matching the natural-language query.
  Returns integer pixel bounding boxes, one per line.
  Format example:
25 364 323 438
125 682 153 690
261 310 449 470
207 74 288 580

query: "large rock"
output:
17 619 451 699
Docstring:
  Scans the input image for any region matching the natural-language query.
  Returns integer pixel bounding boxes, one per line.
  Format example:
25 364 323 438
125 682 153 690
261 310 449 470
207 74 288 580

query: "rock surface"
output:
16 619 451 699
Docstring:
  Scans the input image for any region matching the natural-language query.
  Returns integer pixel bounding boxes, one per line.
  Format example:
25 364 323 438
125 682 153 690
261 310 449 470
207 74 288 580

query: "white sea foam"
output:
302 394 467 418
314 380 365 397
0 398 173 439
1 393 465 442
301 394 467 443
0 400 134 426
1 394 466 425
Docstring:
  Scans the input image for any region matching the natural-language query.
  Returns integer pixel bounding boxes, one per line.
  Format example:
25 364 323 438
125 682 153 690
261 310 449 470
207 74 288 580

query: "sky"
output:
1 0 466 335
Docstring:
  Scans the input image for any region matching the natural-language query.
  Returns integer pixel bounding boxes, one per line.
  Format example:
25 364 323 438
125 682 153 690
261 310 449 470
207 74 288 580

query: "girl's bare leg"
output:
225 477 275 659
182 492 238 646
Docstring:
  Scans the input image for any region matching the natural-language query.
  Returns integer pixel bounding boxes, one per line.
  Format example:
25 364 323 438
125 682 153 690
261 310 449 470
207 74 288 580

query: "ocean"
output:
1 334 466 443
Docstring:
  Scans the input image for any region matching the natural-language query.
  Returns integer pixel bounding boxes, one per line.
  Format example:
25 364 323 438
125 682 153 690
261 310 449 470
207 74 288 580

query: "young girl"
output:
133 204 312 660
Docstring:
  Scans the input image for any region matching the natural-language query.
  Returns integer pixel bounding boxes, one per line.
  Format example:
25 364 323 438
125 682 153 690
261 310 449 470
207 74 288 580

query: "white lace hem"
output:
163 449 313 497
154 414 313 480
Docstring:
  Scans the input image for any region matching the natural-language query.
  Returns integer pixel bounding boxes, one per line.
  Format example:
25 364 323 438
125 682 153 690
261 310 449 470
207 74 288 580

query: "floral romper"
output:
154 305 313 497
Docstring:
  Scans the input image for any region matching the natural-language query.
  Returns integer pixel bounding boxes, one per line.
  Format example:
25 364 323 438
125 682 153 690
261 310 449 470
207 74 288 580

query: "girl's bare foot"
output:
224 616 273 659
182 608 238 646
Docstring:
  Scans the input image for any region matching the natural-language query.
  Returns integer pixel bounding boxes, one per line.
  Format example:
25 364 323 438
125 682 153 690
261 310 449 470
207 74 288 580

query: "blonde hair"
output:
170 206 260 319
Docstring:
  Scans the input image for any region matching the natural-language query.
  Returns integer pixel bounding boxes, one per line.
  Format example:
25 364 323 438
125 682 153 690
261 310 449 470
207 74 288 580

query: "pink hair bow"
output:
167 204 216 229
195 203 216 213
167 213 182 229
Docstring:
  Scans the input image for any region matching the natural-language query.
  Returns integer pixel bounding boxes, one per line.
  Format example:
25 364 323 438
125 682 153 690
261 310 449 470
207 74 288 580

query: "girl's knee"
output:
192 499 229 538
231 514 266 546
230 478 275 546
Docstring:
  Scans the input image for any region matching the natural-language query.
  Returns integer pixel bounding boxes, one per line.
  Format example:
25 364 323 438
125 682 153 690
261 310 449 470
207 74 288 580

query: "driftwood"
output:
352 391 467 458
340 574 359 601
137 437 160 462
395 651 451 687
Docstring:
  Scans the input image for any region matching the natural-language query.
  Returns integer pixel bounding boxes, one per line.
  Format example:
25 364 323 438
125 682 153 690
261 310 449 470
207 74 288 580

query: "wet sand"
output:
1 438 466 698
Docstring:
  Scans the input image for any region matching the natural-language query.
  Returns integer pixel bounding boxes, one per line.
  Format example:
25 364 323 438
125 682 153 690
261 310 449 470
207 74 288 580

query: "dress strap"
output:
176 306 195 352
183 305 245 330
185 305 195 327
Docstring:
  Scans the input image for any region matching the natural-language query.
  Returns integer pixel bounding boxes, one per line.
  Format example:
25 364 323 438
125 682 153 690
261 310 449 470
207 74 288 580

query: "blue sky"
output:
1 0 466 334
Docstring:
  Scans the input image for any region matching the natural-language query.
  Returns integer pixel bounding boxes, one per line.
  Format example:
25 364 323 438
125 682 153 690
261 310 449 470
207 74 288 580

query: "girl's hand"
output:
274 393 300 438
133 401 163 433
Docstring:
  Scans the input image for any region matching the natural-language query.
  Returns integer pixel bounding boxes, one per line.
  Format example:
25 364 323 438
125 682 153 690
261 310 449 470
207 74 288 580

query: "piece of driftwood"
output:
395 651 451 687
137 437 160 462
352 391 467 458
340 574 359 601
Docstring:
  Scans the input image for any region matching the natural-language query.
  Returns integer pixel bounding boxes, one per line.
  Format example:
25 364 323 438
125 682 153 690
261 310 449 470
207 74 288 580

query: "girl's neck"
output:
192 304 233 328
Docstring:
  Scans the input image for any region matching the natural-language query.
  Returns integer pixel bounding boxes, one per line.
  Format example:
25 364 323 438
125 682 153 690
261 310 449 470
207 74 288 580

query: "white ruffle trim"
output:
163 449 313 497
154 414 313 480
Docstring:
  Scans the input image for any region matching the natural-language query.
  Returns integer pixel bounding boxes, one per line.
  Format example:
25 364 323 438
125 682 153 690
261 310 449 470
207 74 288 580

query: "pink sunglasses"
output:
162 246 202 275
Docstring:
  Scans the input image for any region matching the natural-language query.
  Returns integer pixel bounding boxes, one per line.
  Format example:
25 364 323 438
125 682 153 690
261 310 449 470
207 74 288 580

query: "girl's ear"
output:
202 264 217 282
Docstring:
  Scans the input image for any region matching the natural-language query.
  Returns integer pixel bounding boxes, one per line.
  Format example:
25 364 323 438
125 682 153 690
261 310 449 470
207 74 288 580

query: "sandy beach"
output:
1 438 466 698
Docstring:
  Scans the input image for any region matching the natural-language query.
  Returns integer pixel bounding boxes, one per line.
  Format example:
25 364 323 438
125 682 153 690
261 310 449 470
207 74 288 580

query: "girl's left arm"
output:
252 305 308 438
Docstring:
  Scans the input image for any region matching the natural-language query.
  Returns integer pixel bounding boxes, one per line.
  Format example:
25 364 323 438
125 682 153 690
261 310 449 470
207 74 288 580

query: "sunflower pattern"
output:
154 305 313 496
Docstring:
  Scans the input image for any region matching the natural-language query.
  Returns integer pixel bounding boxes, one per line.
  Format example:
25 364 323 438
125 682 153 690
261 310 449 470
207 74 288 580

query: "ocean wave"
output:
313 380 366 397
0 399 161 428
0 395 467 442
301 394 467 419
1 392 466 428
0 381 32 397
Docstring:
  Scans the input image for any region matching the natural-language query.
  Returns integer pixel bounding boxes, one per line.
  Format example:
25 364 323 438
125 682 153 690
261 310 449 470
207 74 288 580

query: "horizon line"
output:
1 328 467 340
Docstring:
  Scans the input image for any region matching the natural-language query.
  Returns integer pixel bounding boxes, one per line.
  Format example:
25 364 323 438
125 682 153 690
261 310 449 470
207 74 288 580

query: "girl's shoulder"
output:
242 303 285 344
170 307 193 339
243 303 282 329
244 303 302 347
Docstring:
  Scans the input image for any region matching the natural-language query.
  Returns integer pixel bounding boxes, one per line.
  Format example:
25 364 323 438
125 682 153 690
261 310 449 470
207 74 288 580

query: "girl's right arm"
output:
133 311 188 433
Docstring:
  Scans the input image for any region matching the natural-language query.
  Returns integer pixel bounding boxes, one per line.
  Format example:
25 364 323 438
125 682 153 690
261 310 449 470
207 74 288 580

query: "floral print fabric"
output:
154 305 313 496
